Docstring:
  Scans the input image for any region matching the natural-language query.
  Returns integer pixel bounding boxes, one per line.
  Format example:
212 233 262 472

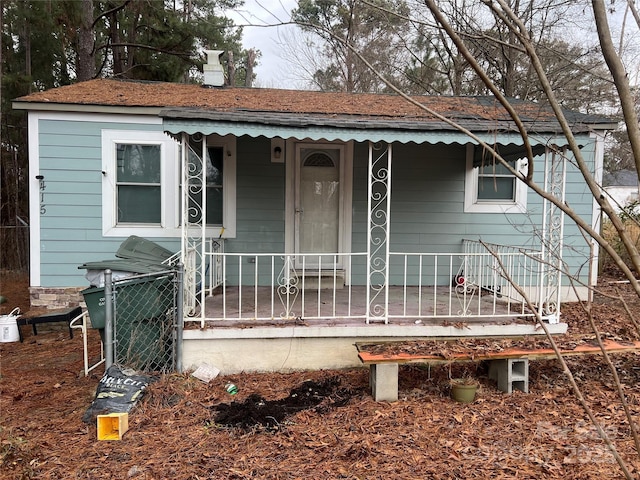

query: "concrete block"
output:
370 363 399 402
489 358 528 394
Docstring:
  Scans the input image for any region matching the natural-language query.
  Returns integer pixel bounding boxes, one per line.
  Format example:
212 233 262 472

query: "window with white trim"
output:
102 130 235 237
102 130 176 236
464 146 527 213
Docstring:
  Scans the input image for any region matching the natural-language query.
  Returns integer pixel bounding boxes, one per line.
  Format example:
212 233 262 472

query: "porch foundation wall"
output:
181 321 569 374
182 337 370 373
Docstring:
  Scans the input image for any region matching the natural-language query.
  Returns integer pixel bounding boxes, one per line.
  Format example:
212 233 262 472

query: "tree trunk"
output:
227 50 235 86
592 0 640 176
77 0 96 81
24 21 31 91
110 10 124 76
245 50 255 87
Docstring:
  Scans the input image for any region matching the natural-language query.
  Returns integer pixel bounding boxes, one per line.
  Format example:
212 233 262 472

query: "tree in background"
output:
95 0 244 82
398 25 456 95
606 125 637 174
292 0 411 92
292 0 617 109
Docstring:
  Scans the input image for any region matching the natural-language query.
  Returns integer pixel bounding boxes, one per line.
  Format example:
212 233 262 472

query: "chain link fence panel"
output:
112 271 178 373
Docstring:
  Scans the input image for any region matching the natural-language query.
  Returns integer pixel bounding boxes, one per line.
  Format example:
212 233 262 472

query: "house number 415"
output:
37 175 46 214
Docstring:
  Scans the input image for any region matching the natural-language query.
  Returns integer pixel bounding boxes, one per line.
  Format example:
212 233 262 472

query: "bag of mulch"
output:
83 365 156 423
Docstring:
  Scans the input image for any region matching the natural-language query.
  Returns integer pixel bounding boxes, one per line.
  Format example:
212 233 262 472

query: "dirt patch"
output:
212 377 356 432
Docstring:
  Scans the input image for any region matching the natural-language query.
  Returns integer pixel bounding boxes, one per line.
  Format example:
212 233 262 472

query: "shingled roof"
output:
13 78 615 134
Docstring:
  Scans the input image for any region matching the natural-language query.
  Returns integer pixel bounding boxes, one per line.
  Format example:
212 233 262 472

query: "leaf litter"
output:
3 272 640 478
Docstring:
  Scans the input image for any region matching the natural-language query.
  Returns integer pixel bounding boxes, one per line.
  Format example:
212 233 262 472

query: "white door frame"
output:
285 139 353 278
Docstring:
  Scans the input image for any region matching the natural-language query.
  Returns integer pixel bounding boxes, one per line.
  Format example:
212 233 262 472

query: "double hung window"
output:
464 147 527 213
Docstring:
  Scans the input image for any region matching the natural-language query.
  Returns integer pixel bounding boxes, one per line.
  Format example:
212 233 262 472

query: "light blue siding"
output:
351 138 595 286
225 136 285 284
37 114 597 290
232 136 285 251
38 119 175 286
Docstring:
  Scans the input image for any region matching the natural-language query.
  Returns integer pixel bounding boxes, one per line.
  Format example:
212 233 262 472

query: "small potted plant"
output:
449 376 479 403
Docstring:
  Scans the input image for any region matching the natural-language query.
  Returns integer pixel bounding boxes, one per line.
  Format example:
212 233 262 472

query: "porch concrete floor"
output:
196 285 533 326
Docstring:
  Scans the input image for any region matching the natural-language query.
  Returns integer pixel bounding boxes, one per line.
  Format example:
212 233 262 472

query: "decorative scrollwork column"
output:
539 148 565 323
367 142 392 323
181 133 207 325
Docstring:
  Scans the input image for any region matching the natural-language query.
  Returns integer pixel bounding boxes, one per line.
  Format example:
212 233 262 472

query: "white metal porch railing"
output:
176 238 224 316
184 240 554 326
384 240 546 322
191 252 368 324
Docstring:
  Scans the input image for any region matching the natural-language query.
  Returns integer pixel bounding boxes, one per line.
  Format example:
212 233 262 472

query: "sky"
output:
225 0 640 90
225 0 301 88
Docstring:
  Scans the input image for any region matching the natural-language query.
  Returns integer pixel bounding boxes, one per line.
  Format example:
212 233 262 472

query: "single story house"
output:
13 53 615 374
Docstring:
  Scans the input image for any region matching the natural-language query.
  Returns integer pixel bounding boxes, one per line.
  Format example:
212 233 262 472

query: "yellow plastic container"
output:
97 412 129 440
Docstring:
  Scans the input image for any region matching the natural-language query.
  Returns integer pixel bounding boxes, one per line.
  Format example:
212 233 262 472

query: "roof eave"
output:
11 101 163 116
160 107 613 136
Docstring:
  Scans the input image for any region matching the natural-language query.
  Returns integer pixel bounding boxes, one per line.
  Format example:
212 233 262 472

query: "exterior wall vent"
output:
203 50 225 87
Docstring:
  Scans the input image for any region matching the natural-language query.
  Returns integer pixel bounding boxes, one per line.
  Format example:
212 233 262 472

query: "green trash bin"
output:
81 285 107 329
115 235 174 263
114 275 173 319
82 275 172 327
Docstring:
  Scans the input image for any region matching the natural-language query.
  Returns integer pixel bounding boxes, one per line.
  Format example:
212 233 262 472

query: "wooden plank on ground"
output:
357 339 640 365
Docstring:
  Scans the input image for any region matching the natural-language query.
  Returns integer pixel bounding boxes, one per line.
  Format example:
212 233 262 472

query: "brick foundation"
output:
29 286 85 311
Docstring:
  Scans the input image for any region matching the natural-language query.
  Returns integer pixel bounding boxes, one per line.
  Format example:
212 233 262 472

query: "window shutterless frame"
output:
102 130 177 236
464 144 527 214
102 129 235 238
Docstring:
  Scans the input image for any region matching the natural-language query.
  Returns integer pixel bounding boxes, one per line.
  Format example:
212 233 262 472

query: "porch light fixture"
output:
271 138 285 163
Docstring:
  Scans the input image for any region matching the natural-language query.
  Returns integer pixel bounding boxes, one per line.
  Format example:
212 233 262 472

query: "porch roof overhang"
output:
160 107 607 150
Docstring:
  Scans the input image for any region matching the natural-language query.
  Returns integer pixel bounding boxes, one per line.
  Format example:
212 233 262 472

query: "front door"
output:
294 143 346 269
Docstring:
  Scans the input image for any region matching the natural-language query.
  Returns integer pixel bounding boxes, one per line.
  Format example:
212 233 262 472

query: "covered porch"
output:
159 92 600 373
172 133 569 330
179 236 569 374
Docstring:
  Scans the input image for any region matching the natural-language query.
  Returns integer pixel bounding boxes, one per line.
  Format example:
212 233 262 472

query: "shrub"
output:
600 209 640 275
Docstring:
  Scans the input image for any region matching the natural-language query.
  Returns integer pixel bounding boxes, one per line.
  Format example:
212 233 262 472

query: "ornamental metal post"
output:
104 269 113 369
181 132 206 326
366 142 392 323
539 148 565 323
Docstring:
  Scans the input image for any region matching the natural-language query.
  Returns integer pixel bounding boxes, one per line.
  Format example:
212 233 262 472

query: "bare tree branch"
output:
626 0 640 30
593 0 640 176
483 240 635 479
